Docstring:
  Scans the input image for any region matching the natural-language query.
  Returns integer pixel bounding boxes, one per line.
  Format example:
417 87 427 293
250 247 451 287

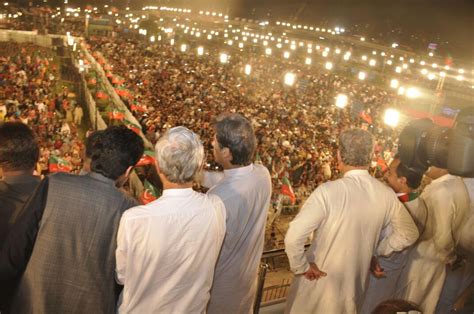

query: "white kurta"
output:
396 174 470 313
285 170 419 314
361 197 427 314
204 164 272 314
115 188 226 313
436 177 474 313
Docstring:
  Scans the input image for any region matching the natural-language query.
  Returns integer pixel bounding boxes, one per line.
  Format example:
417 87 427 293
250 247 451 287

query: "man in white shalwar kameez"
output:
361 156 427 313
397 167 470 313
285 129 419 314
204 113 272 314
435 177 474 313
116 127 226 313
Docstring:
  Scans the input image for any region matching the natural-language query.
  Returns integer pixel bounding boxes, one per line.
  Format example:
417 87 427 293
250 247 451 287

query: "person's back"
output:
205 113 272 314
285 129 418 314
10 172 136 313
117 190 225 313
116 126 226 313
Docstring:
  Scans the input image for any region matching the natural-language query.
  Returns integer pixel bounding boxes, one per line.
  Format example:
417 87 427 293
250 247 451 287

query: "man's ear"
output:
124 166 133 178
399 176 408 186
222 147 233 163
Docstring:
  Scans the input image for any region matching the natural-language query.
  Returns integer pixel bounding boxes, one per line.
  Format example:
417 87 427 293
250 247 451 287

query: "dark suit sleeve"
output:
0 177 49 281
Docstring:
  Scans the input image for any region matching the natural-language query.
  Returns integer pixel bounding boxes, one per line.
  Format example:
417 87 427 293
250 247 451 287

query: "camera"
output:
398 107 474 178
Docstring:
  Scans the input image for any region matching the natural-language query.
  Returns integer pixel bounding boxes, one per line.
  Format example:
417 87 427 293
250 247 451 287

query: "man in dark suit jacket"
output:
0 122 41 311
0 126 144 314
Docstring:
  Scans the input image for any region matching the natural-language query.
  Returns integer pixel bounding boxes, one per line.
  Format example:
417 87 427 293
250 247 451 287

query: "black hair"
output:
90 126 144 180
394 153 424 189
213 113 256 166
84 130 104 158
0 122 39 171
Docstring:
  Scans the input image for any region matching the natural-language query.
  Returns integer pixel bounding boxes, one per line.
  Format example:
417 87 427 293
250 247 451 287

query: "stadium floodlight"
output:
409 58 415 63
432 63 438 68
227 40 233 46
150 36 155 42
459 69 465 74
392 43 398 48
456 75 464 81
429 52 434 57
170 39 175 45
406 87 421 98
395 66 402 73
398 86 405 96
244 64 251 75
358 71 366 80
290 44 296 50
322 51 329 57
386 60 393 65
284 51 290 59
238 42 244 48
360 37 365 41
305 57 312 65
439 71 446 77
335 94 348 108
343 53 351 61
384 108 400 127
197 46 204 56
362 55 368 61
307 48 312 53
444 65 450 70
220 53 228 64
325 62 333 70
402 64 408 69
428 73 436 80
265 48 272 55
284 72 296 86
390 79 399 89
369 59 376 67
180 44 187 52
335 48 341 54
420 60 426 66
207 34 212 40
421 68 428 75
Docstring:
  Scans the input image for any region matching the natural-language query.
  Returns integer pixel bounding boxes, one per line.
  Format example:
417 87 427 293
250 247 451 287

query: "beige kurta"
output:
204 164 272 314
396 174 470 313
361 197 427 314
285 170 419 314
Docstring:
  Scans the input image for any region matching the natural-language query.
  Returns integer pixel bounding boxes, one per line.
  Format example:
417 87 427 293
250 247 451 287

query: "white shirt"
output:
284 169 419 313
205 164 272 314
116 188 226 313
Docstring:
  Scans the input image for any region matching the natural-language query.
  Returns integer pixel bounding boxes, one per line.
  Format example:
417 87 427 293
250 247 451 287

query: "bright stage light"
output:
421 68 428 75
343 53 351 61
387 60 393 65
283 51 290 59
220 53 228 64
439 71 446 77
428 73 436 80
197 46 204 56
406 87 421 98
284 72 296 86
305 57 312 65
457 75 464 81
265 48 272 55
362 55 368 61
395 66 402 73
325 62 333 70
244 64 251 75
384 108 400 127
335 94 348 108
150 36 155 42
322 51 328 57
358 71 366 80
420 60 426 66
390 79 399 89
180 44 187 52
238 42 244 48
369 59 376 67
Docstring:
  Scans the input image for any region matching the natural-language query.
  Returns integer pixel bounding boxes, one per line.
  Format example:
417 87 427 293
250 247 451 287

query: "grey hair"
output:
339 129 374 167
155 126 204 184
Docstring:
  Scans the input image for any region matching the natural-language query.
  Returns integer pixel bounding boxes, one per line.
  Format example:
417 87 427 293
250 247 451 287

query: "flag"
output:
280 176 296 205
123 119 141 135
107 107 125 120
115 87 132 99
360 111 373 124
49 155 72 173
96 90 109 100
136 149 156 167
87 77 97 85
112 76 125 85
376 158 388 173
140 179 160 204
131 102 146 113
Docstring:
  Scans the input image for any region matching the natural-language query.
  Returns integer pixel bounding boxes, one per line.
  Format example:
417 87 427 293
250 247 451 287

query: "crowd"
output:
87 36 398 202
0 42 85 175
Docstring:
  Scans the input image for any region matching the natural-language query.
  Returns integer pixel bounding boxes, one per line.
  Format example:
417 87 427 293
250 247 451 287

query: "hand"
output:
370 256 385 278
303 262 327 281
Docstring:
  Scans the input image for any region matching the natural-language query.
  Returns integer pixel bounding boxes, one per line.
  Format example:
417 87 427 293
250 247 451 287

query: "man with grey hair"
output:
115 126 226 313
203 113 272 314
284 128 419 313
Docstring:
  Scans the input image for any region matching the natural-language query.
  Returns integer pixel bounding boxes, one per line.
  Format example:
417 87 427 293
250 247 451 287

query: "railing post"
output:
253 263 269 314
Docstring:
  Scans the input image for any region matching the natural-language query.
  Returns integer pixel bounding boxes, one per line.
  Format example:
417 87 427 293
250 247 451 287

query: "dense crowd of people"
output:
0 42 85 175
